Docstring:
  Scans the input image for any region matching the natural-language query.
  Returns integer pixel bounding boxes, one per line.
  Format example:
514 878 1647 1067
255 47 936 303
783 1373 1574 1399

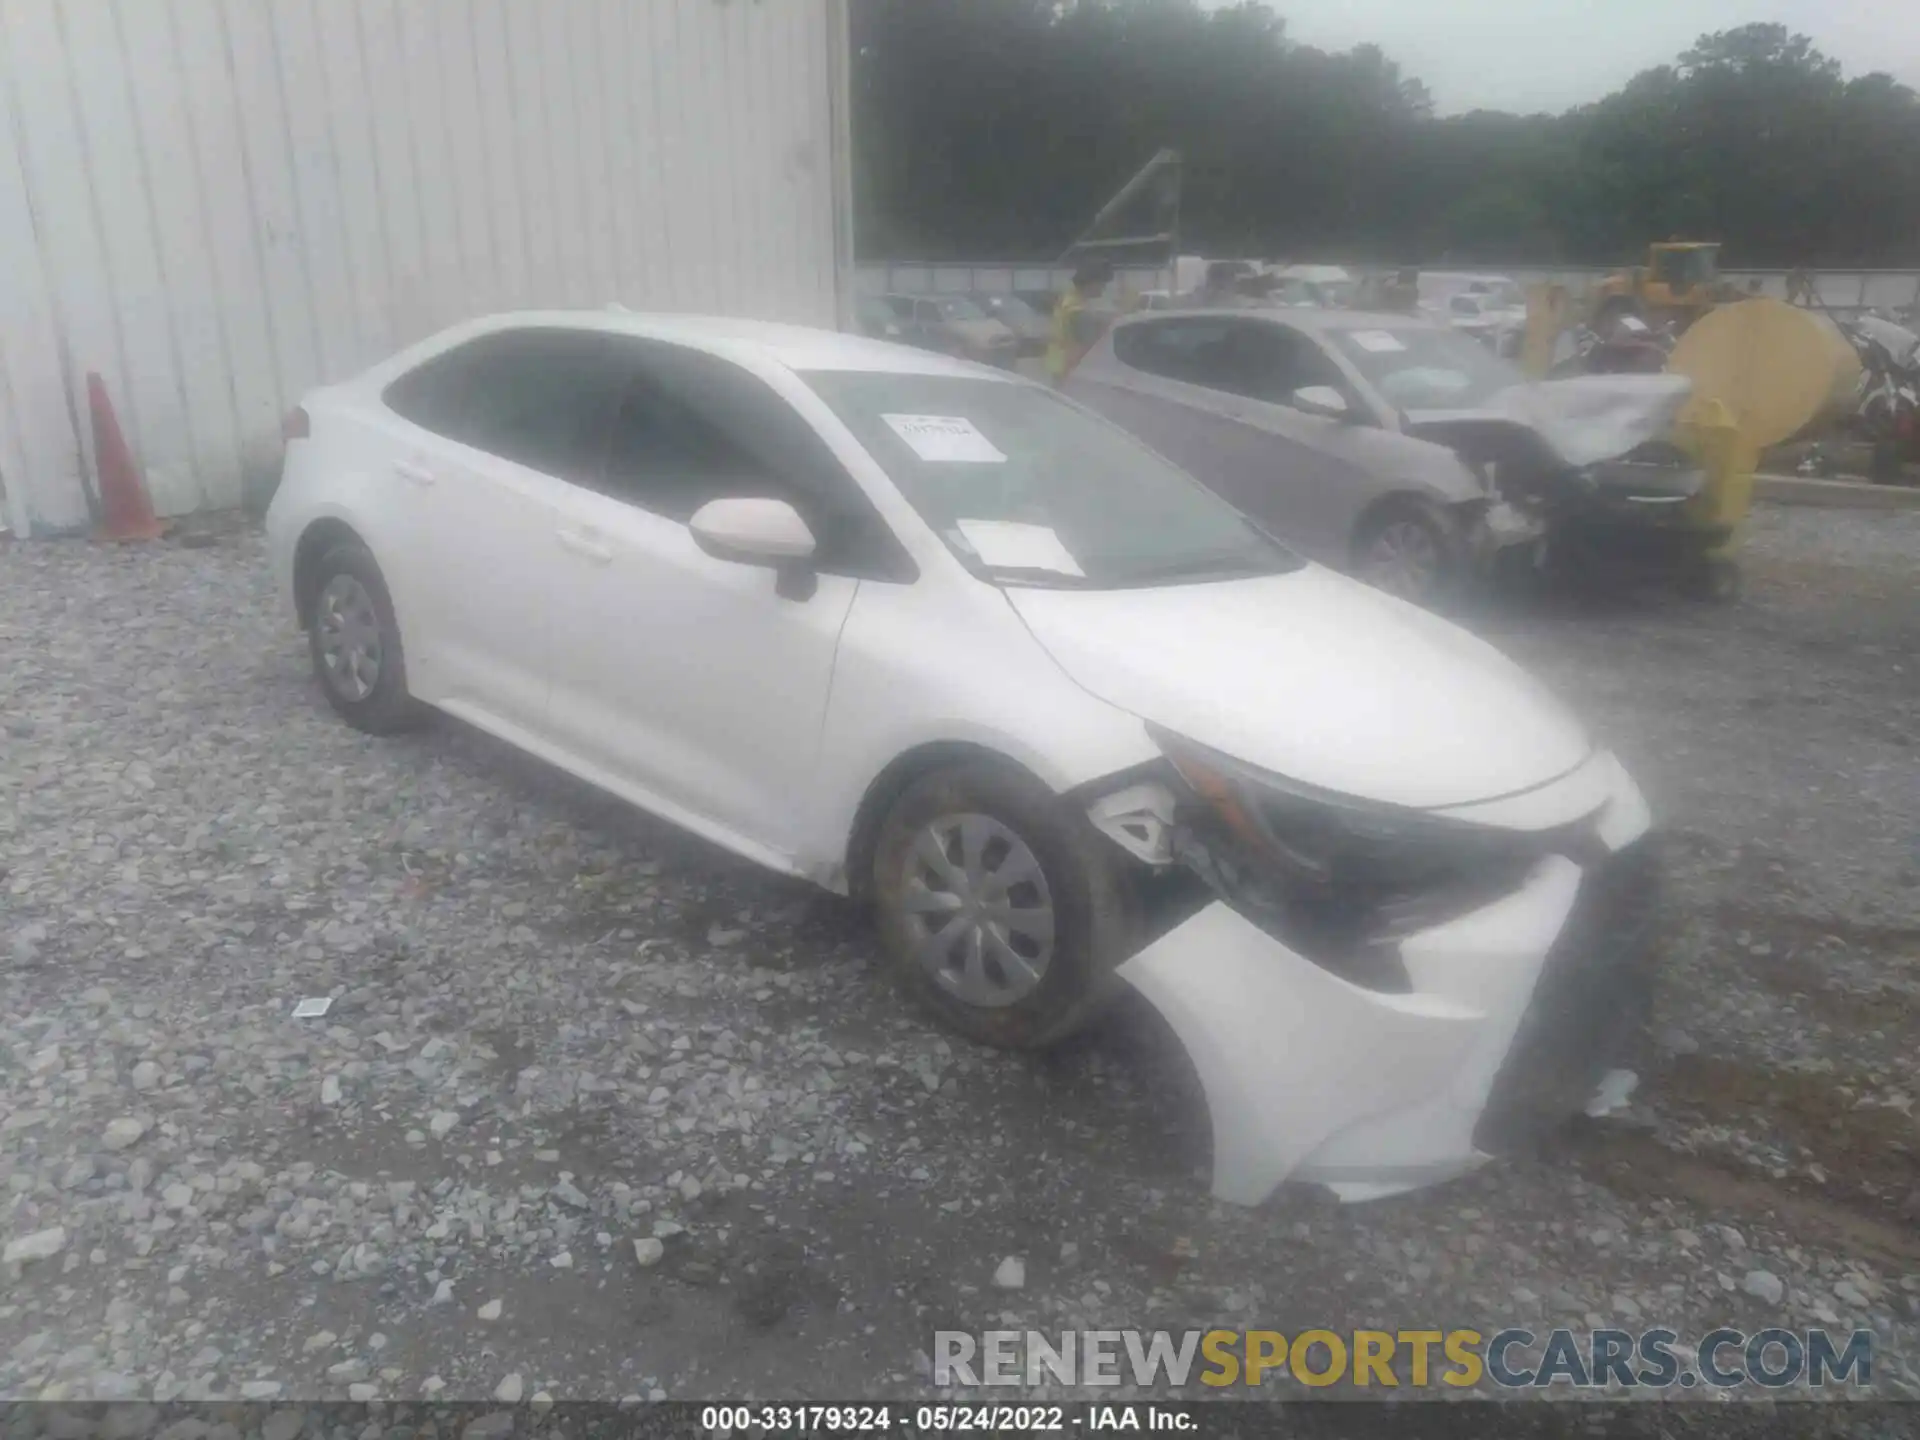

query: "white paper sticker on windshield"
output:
881 413 1008 464
1349 329 1407 353
954 519 1085 577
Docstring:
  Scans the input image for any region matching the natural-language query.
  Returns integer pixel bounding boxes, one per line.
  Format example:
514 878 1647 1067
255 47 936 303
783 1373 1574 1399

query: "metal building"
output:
0 0 853 536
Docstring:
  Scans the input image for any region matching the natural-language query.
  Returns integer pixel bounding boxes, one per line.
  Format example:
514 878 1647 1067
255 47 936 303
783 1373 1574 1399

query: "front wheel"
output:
1351 502 1462 607
870 762 1134 1050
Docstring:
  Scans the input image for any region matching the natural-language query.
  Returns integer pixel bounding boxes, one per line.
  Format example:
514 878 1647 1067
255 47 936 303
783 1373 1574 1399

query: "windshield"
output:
1326 322 1524 410
1654 247 1718 288
802 372 1302 588
935 297 987 321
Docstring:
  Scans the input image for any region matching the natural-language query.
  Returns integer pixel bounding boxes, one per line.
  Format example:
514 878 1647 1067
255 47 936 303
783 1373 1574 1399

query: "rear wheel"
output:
305 541 428 734
1351 501 1462 607
870 762 1133 1050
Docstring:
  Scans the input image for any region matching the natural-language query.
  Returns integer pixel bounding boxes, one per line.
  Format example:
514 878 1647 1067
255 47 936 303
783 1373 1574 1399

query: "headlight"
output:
1150 728 1554 977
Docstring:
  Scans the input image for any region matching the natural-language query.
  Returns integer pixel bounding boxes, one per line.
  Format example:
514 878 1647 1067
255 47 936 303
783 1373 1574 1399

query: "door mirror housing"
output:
1291 385 1353 422
689 497 817 567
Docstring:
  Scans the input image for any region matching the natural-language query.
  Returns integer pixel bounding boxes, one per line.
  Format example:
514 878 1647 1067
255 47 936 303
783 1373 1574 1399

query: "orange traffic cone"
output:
88 372 163 542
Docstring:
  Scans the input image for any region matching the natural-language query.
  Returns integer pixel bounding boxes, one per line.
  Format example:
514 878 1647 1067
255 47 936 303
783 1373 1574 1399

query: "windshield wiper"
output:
1110 550 1293 586
981 565 1101 589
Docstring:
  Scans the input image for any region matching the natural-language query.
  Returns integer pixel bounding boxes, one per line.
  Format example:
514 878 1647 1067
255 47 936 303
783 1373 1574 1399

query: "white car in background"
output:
1419 272 1528 355
266 311 1658 1204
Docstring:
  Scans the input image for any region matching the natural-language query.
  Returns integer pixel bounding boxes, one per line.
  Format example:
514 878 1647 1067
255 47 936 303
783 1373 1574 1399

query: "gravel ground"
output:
1 505 1917 1407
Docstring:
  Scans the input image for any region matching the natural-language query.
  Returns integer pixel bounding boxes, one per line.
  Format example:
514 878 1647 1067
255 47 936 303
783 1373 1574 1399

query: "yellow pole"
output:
1520 282 1568 379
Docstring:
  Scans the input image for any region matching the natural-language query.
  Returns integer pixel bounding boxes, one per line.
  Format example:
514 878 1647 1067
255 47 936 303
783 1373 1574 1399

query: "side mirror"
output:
1291 385 1352 422
689 497 816 567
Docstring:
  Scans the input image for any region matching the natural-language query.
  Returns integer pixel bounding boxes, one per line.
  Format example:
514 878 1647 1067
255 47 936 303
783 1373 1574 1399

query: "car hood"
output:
1004 566 1593 810
1405 373 1693 472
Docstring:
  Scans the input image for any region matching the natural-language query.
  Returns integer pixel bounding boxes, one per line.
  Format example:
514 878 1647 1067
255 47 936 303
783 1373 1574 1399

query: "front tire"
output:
305 541 427 735
870 762 1134 1050
1351 501 1463 607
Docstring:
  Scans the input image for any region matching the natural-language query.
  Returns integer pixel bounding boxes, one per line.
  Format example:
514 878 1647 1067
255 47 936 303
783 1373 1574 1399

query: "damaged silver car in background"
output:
1065 307 1701 607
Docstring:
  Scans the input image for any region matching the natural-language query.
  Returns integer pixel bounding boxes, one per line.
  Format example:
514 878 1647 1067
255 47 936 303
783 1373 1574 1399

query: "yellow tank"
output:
1667 298 1862 450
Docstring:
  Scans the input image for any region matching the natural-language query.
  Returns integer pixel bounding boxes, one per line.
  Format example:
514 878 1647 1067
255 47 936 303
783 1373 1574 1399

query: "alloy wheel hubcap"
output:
900 813 1055 1008
316 574 383 702
1363 520 1442 599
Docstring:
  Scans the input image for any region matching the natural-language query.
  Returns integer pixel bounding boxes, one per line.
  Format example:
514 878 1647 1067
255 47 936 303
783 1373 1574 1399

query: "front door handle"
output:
394 459 436 487
556 527 614 564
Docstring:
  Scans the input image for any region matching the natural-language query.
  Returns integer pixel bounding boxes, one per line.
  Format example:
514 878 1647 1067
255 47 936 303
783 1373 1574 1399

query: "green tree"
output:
849 4 1920 268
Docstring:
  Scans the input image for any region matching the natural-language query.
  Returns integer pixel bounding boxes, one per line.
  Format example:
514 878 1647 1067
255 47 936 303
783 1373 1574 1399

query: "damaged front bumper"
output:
1111 750 1657 1206
1464 497 1547 571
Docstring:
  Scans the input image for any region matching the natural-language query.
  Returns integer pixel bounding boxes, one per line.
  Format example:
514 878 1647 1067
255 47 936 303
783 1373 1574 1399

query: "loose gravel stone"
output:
100 1117 148 1151
3 1228 67 1264
494 1373 525 1404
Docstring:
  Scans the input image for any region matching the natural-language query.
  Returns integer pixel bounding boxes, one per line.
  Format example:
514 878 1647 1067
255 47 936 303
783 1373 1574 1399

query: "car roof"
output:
418 309 1011 379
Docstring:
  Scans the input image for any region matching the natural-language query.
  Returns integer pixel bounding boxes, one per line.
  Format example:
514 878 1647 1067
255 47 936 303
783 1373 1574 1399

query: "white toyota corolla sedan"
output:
266 310 1659 1205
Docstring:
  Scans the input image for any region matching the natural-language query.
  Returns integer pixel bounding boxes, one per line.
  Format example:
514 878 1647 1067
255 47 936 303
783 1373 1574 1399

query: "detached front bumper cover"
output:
1109 749 1657 1206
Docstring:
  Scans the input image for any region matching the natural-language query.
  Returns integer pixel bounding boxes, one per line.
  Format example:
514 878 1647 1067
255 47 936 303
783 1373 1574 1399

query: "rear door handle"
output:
394 459 436 487
556 527 614 564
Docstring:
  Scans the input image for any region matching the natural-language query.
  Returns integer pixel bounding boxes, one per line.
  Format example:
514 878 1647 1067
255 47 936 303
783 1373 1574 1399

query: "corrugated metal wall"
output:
0 0 849 536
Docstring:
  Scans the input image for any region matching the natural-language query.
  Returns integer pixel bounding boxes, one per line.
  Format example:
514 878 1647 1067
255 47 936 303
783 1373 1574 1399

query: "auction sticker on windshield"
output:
1348 330 1407 353
954 519 1085 576
882 413 1009 464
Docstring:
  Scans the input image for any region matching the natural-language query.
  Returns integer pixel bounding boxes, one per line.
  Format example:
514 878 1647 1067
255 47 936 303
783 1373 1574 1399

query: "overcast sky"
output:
1247 0 1920 115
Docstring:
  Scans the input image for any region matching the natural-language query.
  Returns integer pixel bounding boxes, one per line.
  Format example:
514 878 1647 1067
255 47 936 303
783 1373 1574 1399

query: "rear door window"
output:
384 329 630 483
1111 317 1238 385
1113 318 1348 406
